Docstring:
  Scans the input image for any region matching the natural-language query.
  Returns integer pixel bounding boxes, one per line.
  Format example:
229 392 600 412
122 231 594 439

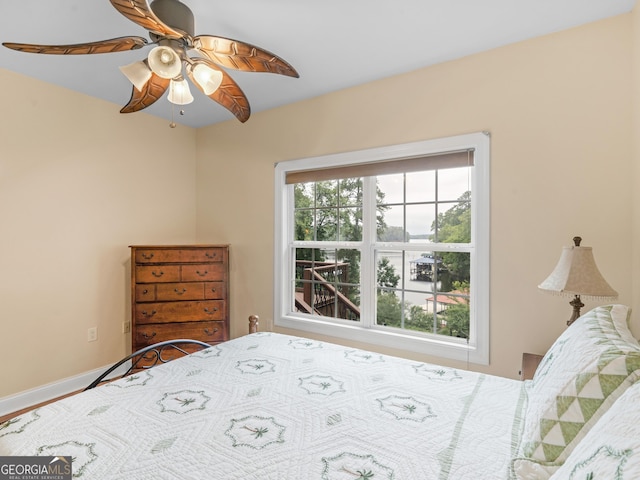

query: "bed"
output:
1 304 640 479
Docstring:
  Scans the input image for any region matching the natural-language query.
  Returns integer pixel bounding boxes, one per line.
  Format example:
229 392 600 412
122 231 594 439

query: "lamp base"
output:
567 294 584 326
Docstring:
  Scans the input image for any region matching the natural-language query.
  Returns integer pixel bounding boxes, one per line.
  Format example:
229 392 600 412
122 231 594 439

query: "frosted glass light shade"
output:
119 61 152 91
191 63 223 95
168 78 194 105
538 245 618 299
148 46 182 79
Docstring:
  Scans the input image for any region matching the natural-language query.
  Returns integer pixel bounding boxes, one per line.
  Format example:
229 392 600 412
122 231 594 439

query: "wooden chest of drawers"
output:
130 245 230 353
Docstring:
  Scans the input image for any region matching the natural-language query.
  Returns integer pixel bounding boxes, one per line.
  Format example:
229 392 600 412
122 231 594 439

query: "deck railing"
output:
295 261 360 321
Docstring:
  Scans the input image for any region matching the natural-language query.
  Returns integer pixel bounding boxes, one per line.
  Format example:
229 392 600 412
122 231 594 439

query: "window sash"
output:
274 132 490 365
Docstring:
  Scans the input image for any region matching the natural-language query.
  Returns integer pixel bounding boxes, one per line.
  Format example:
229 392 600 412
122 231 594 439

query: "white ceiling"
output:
1 0 635 128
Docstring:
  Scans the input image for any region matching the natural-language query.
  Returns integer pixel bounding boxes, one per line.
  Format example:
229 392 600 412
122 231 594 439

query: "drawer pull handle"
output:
142 310 157 318
204 328 219 336
174 288 187 294
141 253 154 260
196 270 208 277
142 289 149 295
142 332 156 340
152 271 164 277
210 287 216 293
205 252 217 259
204 307 218 315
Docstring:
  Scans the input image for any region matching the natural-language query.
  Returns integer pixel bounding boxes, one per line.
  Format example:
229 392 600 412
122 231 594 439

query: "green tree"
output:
378 225 409 242
435 191 471 243
376 291 402 327
377 298 440 333
375 256 401 326
432 191 471 288
295 179 388 244
438 304 469 338
377 257 400 288
294 179 389 284
406 305 433 331
294 179 387 313
294 183 314 242
438 281 470 338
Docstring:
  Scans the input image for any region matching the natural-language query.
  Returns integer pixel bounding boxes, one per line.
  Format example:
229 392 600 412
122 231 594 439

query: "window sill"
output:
275 314 488 365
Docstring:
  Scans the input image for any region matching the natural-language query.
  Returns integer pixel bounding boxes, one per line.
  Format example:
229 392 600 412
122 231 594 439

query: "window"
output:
274 132 490 364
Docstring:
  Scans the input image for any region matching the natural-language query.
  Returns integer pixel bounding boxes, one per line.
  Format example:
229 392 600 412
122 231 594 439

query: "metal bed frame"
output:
84 339 211 390
85 315 260 390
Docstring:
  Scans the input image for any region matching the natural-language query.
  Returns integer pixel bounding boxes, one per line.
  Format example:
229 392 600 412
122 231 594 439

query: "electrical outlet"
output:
88 327 98 342
122 322 131 334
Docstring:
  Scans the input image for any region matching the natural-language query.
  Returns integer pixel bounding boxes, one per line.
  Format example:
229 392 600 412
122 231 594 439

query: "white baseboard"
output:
0 362 131 418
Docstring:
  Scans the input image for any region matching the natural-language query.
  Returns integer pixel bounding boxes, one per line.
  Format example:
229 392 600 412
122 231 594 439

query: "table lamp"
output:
538 236 618 326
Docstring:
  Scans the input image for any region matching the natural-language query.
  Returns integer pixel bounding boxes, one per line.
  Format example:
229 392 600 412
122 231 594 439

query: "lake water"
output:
378 247 438 308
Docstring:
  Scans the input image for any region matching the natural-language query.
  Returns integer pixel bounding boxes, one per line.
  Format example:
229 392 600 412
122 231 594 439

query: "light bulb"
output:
168 78 194 105
192 63 223 95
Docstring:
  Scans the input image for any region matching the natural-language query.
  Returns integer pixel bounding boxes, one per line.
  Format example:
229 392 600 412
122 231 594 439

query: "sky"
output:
376 167 471 236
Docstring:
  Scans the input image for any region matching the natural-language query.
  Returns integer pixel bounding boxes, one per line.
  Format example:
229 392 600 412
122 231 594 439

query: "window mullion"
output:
360 176 377 328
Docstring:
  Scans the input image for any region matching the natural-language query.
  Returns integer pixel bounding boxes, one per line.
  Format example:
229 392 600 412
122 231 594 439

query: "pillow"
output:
512 304 640 479
547 379 640 479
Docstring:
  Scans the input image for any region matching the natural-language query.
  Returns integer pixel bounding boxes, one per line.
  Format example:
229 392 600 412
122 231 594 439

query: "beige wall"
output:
196 14 633 379
633 5 640 328
0 70 197 396
0 11 636 400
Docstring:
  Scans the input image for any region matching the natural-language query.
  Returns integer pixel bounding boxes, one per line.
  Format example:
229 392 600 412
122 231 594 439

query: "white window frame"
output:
274 132 490 365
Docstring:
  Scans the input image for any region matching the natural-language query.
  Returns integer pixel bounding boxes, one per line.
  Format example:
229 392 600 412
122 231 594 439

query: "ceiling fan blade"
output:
194 35 299 78
120 72 170 113
110 0 185 39
186 58 250 123
2 36 148 55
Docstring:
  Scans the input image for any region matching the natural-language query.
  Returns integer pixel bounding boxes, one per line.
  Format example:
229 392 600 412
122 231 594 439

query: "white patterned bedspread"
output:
0 333 525 479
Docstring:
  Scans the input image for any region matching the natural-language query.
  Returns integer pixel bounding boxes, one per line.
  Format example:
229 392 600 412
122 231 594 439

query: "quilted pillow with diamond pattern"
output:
512 304 640 479
546 379 640 480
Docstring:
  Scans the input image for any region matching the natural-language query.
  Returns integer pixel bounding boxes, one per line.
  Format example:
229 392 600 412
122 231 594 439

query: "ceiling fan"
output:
2 0 299 123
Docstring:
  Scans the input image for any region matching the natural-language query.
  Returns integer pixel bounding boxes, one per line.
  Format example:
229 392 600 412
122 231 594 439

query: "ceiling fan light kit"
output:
168 76 194 105
2 0 299 124
190 62 223 95
147 45 182 79
119 61 153 91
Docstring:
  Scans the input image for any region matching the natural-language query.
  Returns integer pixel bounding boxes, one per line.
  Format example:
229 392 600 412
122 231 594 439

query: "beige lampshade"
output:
538 243 618 299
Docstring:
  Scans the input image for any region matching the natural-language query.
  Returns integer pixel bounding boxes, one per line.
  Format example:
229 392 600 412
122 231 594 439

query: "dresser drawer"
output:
156 282 206 301
135 300 225 323
135 248 225 264
181 263 226 282
204 281 226 300
138 283 207 302
135 265 181 283
135 284 157 302
134 321 228 347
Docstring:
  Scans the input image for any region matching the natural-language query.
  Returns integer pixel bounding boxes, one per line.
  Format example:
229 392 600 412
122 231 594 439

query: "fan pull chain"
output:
169 101 186 128
170 101 176 128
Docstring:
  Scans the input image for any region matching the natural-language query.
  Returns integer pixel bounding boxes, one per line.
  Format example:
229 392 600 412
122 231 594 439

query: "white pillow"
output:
512 305 640 479
548 379 640 479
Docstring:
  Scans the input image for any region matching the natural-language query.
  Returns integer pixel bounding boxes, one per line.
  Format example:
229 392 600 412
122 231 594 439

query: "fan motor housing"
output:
150 0 195 36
